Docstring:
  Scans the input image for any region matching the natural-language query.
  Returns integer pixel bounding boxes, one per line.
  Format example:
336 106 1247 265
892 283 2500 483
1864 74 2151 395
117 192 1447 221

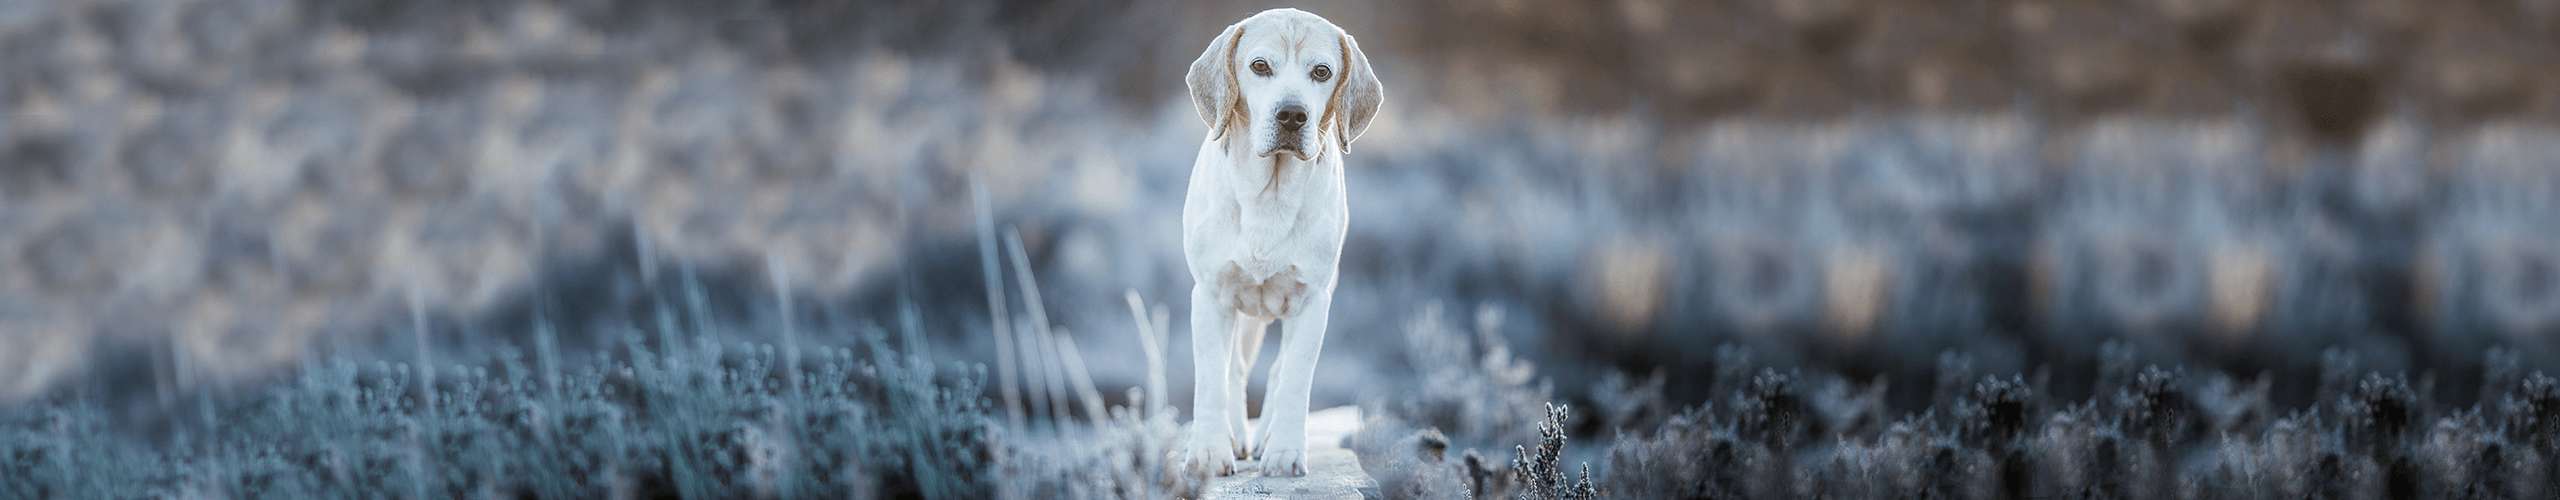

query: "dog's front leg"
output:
1252 285 1331 476
1181 284 1239 476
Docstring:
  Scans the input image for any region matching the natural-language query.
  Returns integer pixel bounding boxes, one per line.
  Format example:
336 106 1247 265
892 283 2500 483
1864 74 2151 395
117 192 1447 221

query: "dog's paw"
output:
1250 411 1309 477
1254 438 1308 477
1228 414 1253 459
1180 423 1239 476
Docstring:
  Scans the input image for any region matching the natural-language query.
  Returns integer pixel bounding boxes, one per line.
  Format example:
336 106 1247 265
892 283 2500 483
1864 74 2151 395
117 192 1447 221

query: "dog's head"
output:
1187 9 1384 160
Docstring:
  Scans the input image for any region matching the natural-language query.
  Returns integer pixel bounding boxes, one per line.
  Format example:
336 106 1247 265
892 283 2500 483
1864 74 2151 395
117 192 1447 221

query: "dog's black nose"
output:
1275 105 1307 132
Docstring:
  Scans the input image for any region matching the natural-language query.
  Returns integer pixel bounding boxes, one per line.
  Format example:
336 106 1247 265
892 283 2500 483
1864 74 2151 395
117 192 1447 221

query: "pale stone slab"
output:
1203 406 1378 499
1202 447 1377 499
1304 406 1363 449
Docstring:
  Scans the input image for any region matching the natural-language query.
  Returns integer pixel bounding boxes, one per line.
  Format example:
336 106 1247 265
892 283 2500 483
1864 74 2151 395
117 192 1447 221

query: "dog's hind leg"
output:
1230 316 1271 459
1254 287 1332 476
1250 276 1309 461
1252 327 1290 461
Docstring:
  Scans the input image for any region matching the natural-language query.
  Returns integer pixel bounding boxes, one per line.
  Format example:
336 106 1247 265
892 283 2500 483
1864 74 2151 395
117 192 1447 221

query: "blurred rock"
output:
1583 235 1669 336
1824 245 1892 343
2207 241 2273 339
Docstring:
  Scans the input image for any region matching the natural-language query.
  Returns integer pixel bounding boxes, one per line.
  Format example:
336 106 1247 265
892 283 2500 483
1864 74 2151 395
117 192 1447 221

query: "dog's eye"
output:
1249 59 1272 76
1310 64 1332 82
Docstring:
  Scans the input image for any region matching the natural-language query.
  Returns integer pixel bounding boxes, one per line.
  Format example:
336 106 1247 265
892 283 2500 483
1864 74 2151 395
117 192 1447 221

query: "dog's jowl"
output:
1177 8 1383 478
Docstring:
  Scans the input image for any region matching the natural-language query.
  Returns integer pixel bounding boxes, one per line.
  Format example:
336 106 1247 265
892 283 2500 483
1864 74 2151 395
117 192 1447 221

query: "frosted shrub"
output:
1507 403 1596 500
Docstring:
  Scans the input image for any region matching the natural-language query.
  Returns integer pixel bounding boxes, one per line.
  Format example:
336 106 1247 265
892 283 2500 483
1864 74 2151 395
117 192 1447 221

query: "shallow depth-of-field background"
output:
5 0 2560 498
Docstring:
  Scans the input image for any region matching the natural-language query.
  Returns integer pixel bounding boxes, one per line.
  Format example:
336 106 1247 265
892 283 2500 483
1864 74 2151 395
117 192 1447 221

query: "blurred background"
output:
3 0 2559 426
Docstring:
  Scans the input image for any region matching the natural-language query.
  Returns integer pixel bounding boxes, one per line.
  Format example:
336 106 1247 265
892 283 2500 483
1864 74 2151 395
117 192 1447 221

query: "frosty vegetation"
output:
12 293 2553 498
0 271 1213 499
1346 302 2560 499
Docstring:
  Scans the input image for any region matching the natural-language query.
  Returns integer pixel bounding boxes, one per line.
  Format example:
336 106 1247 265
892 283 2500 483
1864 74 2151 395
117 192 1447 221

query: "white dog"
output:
1178 8 1382 477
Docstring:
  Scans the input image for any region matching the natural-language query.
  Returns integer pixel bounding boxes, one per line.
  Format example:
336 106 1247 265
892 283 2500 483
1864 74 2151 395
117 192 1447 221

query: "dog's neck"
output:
1217 134 1332 198
1208 130 1339 264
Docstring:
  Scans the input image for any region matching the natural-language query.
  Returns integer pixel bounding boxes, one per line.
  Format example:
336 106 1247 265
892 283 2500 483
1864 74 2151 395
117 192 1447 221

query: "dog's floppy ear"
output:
1328 31 1384 152
1187 22 1246 139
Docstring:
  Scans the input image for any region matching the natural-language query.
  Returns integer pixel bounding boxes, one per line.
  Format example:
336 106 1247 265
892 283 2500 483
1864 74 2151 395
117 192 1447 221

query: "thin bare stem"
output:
1126 289 1167 420
1056 331 1109 424
1018 325 1056 431
1007 228 1072 429
973 180 1024 429
770 253 799 380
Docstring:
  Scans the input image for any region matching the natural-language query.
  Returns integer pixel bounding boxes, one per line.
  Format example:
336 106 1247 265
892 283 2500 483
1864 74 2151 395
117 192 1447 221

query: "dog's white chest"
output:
1195 189 1314 308
1182 144 1347 316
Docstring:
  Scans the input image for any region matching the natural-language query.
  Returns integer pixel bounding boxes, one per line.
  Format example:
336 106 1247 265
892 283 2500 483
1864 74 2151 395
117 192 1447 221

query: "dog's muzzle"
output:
1262 104 1311 159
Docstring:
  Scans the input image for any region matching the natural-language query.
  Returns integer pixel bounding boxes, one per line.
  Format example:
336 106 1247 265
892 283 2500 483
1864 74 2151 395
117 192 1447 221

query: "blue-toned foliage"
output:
1345 305 2560 500
0 324 1202 499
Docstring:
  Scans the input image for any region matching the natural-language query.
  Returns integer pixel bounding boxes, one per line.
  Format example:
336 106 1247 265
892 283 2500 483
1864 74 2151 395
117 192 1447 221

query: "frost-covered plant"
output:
2116 365 2193 447
996 392 1200 499
1387 303 1555 449
1600 404 1769 499
1386 348 2559 499
0 321 1010 498
1734 368 1813 451
2031 401 2132 498
1506 403 1595 500
1350 303 1565 499
2193 373 2272 435
2500 372 2560 451
19 295 2560 500
1958 374 2033 449
1590 370 1667 433
1807 373 1889 439
2338 372 2420 457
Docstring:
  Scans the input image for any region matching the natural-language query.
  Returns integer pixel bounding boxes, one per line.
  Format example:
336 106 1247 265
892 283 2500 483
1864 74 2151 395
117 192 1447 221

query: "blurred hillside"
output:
3 0 2559 413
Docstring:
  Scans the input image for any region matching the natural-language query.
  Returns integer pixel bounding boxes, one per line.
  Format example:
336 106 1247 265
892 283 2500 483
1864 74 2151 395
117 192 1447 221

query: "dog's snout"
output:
1275 105 1307 132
